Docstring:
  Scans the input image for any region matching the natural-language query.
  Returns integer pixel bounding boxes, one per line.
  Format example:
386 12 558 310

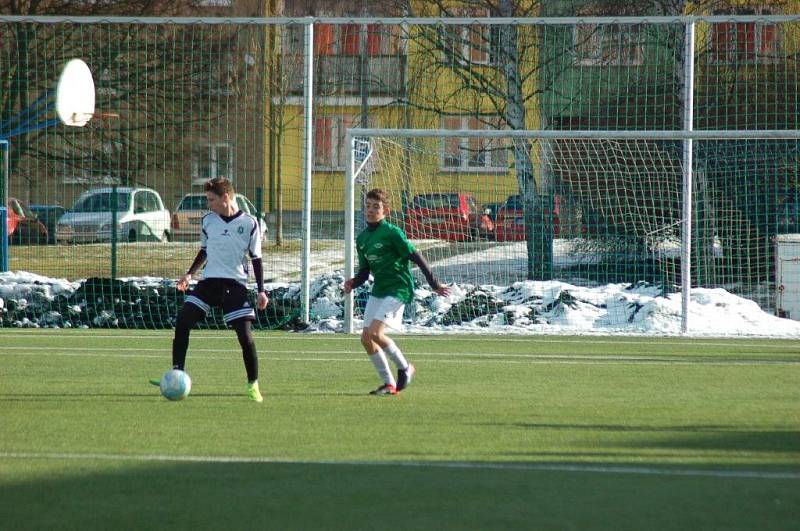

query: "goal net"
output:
343 130 691 332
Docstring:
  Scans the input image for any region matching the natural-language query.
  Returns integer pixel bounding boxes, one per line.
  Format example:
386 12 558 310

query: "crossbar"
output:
347 128 800 140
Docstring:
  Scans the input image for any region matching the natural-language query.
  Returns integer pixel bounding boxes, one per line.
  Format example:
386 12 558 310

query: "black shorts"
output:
184 278 256 324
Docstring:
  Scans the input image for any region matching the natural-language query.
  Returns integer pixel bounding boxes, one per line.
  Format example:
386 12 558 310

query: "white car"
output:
56 187 172 243
171 192 268 242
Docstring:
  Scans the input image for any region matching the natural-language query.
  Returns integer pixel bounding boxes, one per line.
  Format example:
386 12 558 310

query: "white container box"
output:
775 234 800 320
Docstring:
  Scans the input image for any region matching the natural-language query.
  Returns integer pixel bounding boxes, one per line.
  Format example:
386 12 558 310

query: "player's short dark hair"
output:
204 177 234 197
366 188 389 206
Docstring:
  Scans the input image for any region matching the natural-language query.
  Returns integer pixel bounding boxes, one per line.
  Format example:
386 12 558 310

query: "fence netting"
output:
0 17 798 330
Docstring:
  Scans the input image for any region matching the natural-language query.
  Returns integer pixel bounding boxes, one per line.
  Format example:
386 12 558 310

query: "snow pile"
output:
1 271 798 337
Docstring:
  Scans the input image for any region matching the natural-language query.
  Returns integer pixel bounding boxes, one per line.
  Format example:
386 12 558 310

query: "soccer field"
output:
0 330 798 530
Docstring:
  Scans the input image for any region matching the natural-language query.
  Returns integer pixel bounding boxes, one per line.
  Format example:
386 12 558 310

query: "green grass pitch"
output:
1 330 798 530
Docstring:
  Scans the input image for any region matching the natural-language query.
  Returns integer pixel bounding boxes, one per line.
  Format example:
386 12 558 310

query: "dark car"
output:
494 194 561 242
6 198 49 244
29 204 66 244
404 192 494 242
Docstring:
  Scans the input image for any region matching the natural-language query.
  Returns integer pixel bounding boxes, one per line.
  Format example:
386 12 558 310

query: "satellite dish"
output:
56 59 95 127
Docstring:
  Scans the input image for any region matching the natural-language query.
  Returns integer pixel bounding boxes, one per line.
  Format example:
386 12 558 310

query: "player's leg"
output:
173 303 207 370
374 329 414 391
367 296 415 392
232 319 262 402
149 297 207 386
222 282 262 402
361 296 396 395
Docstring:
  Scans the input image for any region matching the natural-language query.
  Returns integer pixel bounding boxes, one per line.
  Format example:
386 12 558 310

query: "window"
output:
314 115 360 170
441 116 508 171
711 8 780 64
192 143 233 184
134 192 147 213
574 23 643 66
193 1 232 6
143 192 161 212
9 199 25 217
284 24 401 57
73 192 130 213
440 8 498 66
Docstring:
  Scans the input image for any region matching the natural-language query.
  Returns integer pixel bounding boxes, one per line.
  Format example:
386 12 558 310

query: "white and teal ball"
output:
160 369 192 401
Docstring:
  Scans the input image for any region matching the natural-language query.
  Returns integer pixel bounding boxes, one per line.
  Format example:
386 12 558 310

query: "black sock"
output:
172 304 204 370
234 320 258 383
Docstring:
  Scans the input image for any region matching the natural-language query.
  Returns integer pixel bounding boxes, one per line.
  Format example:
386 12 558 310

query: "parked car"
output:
56 187 171 243
404 192 494 242
171 192 268 242
29 204 66 244
494 194 561 242
6 198 48 244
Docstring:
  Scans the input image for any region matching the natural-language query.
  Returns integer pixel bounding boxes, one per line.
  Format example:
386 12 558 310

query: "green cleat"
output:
149 378 160 387
247 381 263 403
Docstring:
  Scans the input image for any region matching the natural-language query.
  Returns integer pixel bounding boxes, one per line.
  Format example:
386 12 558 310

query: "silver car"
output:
56 187 172 243
171 192 267 242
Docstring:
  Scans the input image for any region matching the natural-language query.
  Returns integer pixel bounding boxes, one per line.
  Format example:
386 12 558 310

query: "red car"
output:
404 193 494 242
6 198 49 244
494 194 560 242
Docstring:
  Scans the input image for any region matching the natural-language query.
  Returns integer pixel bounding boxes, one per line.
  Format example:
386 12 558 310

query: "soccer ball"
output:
159 369 192 401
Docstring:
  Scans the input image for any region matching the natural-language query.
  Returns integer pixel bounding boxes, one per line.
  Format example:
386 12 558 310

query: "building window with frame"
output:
573 23 643 66
440 7 498 66
283 23 402 57
192 143 233 184
710 8 781 64
314 115 360 170
441 115 508 172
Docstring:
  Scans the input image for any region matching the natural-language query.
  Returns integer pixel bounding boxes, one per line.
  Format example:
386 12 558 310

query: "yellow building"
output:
265 3 541 214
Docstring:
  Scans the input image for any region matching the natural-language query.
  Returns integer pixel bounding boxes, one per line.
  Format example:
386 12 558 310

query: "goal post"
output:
0 140 7 272
344 128 800 334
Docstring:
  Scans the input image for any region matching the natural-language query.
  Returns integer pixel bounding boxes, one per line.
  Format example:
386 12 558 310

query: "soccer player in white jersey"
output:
151 177 269 402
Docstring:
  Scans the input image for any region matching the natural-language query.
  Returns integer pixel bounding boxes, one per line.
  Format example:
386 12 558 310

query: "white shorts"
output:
362 295 405 331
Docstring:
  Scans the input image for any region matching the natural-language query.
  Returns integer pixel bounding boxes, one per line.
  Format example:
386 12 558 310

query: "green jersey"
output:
356 220 417 303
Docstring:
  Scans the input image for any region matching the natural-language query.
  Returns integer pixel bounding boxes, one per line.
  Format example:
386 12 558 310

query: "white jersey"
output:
200 210 262 286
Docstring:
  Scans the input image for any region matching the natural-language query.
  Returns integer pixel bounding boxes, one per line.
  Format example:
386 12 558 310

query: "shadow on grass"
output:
489 422 800 454
1 458 798 531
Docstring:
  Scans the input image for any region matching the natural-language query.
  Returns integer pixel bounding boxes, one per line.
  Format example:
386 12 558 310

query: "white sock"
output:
369 349 396 386
383 339 409 370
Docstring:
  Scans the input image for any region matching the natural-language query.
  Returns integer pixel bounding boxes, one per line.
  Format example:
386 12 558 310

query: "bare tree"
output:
1 1 266 207
390 0 555 279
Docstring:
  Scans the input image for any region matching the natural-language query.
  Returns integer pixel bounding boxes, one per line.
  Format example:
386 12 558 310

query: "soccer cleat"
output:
369 383 397 396
247 381 264 403
149 378 160 387
396 363 416 392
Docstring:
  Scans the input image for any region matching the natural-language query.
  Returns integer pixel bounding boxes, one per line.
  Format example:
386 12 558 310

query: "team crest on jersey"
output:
238 226 244 234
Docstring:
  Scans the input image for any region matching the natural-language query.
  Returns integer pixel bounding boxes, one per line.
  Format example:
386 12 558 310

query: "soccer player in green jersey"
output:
344 188 450 395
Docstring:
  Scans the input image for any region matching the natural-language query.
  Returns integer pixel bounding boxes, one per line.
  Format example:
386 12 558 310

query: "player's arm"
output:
248 218 268 310
177 249 207 291
344 265 370 294
251 256 268 309
409 251 450 296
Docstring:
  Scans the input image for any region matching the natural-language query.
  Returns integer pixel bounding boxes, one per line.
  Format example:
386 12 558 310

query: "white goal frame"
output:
343 128 800 335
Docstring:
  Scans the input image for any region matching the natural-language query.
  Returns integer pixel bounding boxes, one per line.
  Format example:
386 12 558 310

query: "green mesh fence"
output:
0 16 799 331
